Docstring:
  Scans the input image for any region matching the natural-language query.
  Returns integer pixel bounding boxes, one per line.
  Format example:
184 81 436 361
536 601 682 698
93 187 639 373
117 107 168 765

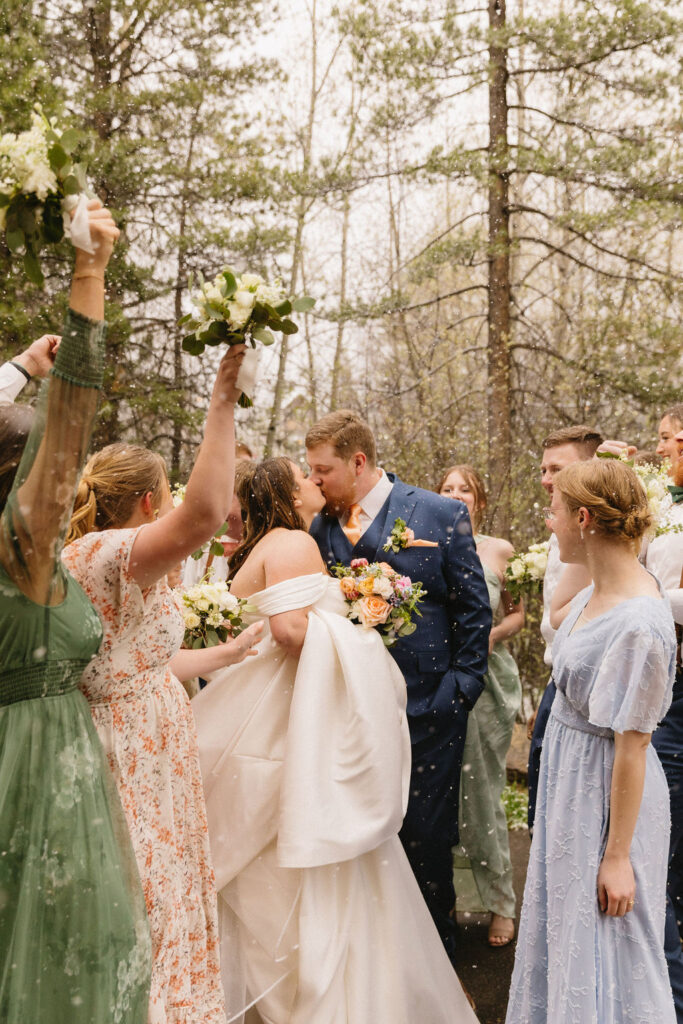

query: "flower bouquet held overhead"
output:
331 558 426 647
178 268 315 407
0 107 93 286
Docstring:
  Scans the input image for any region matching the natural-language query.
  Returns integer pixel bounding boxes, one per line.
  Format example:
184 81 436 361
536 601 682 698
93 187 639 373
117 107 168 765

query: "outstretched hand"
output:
219 620 264 666
596 439 637 459
15 334 60 378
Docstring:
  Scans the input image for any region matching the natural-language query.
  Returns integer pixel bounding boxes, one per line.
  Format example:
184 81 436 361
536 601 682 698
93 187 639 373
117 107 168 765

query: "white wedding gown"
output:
192 573 478 1024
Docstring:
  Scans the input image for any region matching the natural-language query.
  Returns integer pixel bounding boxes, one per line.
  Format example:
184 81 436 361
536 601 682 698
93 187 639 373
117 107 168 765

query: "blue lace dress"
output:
506 586 676 1023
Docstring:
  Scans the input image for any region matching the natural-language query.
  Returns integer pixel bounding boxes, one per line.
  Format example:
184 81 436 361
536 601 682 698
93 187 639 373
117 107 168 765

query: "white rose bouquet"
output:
504 541 549 603
180 575 252 649
0 107 90 286
178 267 315 407
331 558 426 647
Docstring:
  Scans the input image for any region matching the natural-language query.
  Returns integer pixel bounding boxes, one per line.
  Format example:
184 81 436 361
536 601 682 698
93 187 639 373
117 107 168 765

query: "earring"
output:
580 527 584 541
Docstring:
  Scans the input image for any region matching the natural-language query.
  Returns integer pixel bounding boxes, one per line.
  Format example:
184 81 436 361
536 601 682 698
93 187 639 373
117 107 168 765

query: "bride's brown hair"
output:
229 457 306 579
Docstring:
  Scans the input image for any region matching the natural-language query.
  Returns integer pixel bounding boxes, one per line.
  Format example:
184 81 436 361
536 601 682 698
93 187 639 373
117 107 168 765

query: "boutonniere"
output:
383 517 439 553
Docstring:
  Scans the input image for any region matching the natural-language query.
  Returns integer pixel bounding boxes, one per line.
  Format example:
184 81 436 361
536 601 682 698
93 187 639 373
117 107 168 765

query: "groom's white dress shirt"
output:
339 469 393 538
0 362 30 405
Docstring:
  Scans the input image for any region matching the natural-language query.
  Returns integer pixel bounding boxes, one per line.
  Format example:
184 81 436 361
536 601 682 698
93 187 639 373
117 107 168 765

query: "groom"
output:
307 410 491 964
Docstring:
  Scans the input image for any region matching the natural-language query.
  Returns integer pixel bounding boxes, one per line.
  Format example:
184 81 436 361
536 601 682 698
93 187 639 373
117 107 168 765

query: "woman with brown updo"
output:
438 465 523 947
61 353 264 1024
506 460 676 1024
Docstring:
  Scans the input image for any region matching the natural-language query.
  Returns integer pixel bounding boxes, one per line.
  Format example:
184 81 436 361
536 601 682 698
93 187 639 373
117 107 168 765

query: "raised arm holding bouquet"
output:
0 200 153 1024
179 267 315 406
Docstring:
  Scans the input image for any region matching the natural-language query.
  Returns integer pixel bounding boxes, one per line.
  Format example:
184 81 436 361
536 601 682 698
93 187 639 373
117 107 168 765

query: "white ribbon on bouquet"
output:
235 346 260 403
62 193 95 254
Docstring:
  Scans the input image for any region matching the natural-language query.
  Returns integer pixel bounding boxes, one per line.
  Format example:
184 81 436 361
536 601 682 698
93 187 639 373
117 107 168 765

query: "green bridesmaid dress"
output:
0 310 151 1023
453 540 522 919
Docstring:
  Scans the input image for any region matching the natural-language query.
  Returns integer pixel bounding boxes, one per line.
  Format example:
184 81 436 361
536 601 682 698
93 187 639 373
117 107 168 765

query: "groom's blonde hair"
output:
305 410 376 466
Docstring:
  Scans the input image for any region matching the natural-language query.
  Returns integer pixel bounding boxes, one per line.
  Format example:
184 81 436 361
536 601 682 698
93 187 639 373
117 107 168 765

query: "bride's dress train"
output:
192 573 477 1023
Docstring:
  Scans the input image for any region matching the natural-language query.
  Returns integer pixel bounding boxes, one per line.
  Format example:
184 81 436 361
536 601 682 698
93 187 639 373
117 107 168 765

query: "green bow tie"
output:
668 485 683 504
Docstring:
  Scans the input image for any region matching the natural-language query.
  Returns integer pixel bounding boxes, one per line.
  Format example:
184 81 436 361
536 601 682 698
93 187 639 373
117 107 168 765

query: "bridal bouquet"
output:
504 541 549 602
331 558 426 647
178 267 315 407
597 451 680 538
171 483 229 561
180 575 251 649
0 108 90 286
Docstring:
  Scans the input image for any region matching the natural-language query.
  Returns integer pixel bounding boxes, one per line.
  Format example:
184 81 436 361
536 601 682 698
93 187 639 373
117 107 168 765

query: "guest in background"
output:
439 465 523 948
526 425 603 831
658 405 683 473
508 460 676 1024
644 433 683 1021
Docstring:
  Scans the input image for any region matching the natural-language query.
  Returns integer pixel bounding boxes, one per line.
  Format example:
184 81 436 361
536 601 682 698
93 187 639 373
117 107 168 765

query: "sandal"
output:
488 914 515 948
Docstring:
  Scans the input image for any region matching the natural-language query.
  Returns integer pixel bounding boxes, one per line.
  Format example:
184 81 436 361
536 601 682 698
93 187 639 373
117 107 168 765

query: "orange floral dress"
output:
63 527 225 1024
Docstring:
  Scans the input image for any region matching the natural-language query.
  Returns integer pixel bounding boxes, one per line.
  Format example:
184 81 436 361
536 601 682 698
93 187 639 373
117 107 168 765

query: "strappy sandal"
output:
488 914 515 948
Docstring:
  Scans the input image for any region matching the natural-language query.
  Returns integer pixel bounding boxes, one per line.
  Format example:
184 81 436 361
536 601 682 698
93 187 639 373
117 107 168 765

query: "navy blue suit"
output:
310 475 492 962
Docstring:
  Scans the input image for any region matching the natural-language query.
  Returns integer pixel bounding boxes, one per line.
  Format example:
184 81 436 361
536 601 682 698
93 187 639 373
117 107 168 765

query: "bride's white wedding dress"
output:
192 572 478 1024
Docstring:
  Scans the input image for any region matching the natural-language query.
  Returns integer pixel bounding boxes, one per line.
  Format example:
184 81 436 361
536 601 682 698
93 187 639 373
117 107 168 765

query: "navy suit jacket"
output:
310 475 492 843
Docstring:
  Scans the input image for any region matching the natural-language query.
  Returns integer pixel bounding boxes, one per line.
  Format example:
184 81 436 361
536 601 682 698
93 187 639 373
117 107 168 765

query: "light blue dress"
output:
506 587 677 1023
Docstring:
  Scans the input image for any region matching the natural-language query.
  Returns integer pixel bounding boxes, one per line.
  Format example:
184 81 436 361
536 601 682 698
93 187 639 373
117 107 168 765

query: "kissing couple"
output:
192 409 491 1024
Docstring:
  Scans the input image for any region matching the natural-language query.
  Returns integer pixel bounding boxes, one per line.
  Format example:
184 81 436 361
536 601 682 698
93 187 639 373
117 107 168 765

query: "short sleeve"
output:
62 527 147 643
588 622 676 734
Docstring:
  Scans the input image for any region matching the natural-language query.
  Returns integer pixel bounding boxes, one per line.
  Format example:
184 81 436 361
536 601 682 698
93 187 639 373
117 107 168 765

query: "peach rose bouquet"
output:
331 558 426 647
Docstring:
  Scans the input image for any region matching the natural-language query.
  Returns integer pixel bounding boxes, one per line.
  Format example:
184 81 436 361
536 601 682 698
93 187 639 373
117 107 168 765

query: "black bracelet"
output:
8 361 31 382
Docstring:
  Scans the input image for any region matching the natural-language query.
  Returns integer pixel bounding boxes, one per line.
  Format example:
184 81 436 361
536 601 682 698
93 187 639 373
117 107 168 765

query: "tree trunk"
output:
487 0 512 535
263 0 318 457
329 190 350 409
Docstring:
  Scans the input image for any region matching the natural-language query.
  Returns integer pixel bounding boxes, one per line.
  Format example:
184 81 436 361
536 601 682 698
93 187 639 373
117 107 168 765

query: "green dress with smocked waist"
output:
453 541 522 918
0 311 151 1024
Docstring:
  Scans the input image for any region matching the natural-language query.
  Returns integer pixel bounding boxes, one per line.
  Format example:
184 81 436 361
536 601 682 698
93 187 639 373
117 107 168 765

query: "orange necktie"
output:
343 503 363 547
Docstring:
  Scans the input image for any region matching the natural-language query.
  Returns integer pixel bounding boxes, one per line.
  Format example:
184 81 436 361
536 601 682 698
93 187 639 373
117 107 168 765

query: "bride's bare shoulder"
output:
263 529 325 586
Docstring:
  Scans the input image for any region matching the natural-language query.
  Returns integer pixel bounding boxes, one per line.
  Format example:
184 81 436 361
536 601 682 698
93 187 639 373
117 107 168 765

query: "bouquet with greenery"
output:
180 574 252 649
331 558 426 647
504 541 550 602
178 268 315 407
0 108 90 286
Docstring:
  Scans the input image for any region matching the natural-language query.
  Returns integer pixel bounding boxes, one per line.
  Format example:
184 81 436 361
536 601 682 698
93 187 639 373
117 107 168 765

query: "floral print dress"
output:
63 527 225 1024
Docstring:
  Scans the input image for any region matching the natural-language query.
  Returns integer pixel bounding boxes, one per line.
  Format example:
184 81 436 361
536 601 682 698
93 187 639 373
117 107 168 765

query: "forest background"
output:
1 0 681 707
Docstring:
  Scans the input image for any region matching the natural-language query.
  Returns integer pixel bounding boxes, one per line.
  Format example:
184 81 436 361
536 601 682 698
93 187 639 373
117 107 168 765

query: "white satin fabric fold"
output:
193 573 477 1024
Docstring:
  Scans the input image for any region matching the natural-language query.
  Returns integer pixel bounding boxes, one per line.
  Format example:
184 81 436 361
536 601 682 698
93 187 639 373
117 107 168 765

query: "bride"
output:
192 457 478 1024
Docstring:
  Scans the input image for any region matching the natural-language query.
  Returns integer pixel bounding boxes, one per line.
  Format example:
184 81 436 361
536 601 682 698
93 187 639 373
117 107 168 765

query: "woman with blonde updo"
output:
62 351 265 1024
438 465 523 947
506 460 677 1024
